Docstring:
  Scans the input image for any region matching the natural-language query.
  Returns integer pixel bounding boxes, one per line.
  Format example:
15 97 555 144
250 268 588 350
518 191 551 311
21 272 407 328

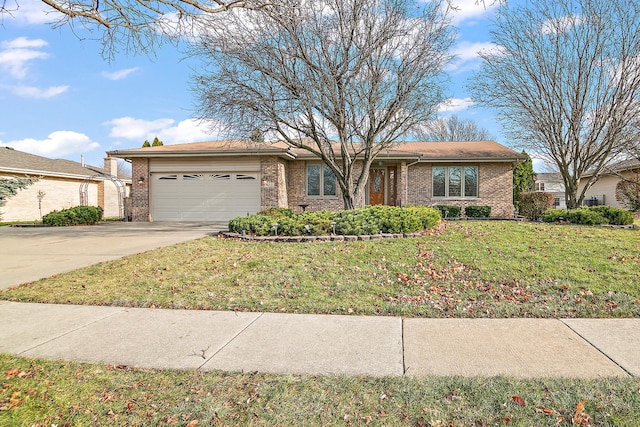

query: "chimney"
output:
104 154 118 177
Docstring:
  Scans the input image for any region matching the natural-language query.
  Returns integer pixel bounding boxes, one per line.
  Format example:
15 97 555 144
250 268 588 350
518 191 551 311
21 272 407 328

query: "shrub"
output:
542 209 569 223
405 206 441 230
228 214 273 235
259 207 294 219
229 206 441 236
434 205 461 219
42 206 103 226
588 206 634 225
464 205 491 218
566 207 608 225
542 206 633 226
518 192 554 221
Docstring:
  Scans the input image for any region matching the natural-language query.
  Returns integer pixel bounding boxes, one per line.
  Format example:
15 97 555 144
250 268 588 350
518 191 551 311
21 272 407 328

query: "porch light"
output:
138 176 145 184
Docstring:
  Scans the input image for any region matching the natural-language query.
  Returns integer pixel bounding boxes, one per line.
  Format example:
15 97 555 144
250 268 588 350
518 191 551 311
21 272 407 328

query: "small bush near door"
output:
464 205 491 218
43 206 104 226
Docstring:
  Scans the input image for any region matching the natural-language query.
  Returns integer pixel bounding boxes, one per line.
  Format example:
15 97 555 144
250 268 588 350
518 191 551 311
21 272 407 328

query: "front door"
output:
369 168 386 205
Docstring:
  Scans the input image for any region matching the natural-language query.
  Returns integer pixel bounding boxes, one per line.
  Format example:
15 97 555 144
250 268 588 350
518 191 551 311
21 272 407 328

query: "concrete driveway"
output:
0 222 224 290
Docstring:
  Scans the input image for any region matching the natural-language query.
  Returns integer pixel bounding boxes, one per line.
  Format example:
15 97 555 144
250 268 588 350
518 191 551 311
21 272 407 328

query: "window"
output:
307 164 337 197
236 174 257 180
210 174 231 180
432 166 478 198
158 174 178 180
183 174 204 181
535 182 545 191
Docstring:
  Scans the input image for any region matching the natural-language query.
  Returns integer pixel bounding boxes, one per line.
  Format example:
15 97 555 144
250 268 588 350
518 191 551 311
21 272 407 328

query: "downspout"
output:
404 156 422 206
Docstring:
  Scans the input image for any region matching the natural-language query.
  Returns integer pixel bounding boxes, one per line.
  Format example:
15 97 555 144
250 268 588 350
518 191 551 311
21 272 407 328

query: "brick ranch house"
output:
107 140 525 222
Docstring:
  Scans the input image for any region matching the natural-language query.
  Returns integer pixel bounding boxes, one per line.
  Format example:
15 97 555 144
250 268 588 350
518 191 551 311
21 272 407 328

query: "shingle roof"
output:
109 139 524 162
0 146 126 179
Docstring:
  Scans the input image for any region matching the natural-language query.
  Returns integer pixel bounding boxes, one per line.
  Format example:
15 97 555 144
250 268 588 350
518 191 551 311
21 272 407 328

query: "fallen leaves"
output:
511 395 526 406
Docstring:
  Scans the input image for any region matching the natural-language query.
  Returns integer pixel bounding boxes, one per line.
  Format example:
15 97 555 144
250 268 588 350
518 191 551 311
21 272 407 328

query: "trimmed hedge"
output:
464 205 491 218
542 206 633 225
43 206 104 226
519 192 554 221
434 205 461 219
228 205 441 236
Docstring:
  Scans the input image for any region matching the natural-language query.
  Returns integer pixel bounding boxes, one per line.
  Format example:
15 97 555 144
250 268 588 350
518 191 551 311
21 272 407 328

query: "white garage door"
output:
151 172 260 221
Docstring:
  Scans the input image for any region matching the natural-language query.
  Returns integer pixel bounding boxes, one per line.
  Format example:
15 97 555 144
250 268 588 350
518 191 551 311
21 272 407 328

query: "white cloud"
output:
448 0 498 24
103 116 219 144
101 67 141 80
12 85 69 98
438 98 475 112
1 131 100 157
104 117 177 140
156 119 220 143
4 0 62 24
447 40 497 73
0 37 49 79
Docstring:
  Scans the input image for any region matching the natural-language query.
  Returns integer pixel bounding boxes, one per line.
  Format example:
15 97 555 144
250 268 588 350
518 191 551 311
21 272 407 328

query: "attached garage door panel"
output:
151 173 260 221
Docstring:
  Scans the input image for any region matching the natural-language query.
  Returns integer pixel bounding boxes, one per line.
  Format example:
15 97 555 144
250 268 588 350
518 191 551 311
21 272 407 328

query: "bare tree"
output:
471 0 640 209
1 0 271 56
419 115 492 141
116 159 131 177
191 0 454 210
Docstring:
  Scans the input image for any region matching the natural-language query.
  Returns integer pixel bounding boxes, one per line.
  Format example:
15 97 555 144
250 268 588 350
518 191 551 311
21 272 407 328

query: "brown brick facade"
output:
405 162 514 217
131 158 150 221
127 156 515 221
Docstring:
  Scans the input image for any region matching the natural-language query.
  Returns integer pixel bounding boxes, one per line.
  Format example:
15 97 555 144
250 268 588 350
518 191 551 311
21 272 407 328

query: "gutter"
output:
0 167 106 181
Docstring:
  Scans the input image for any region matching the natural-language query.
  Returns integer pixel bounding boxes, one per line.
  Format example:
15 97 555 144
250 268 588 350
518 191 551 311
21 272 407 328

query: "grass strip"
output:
2 354 640 426
2 221 639 318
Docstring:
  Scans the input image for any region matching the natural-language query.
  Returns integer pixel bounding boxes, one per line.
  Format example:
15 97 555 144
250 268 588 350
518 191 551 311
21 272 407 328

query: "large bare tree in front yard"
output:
1 0 271 56
191 0 454 210
471 0 640 209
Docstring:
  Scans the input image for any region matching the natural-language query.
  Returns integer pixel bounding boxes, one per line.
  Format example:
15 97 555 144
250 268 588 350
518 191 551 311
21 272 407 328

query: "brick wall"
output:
285 160 345 212
130 158 150 221
406 162 515 218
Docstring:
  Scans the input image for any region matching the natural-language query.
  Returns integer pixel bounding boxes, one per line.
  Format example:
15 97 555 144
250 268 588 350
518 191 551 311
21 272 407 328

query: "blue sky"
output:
0 0 519 170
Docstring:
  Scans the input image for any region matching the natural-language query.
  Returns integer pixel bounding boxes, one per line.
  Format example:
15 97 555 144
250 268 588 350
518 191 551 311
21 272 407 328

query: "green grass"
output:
2 354 640 426
2 221 640 425
2 221 639 318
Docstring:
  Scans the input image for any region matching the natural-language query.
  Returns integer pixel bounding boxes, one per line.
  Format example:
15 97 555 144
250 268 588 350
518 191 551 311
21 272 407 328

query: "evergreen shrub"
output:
542 206 633 225
228 205 441 236
433 205 461 219
43 206 103 226
464 205 491 218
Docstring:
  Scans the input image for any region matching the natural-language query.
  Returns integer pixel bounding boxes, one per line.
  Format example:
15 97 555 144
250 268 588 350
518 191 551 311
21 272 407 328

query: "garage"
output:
150 172 261 221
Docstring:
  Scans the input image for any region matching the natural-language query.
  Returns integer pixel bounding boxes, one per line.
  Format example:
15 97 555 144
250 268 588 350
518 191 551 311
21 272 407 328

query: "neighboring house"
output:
534 173 567 209
578 158 640 208
108 140 525 222
0 147 131 221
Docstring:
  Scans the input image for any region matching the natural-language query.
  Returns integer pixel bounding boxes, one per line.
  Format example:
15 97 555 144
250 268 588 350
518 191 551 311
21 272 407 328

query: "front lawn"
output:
2 354 640 426
2 221 639 318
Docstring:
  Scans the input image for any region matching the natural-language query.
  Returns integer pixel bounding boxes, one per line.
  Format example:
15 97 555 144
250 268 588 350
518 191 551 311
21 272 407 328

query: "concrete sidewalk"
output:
1 301 638 378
